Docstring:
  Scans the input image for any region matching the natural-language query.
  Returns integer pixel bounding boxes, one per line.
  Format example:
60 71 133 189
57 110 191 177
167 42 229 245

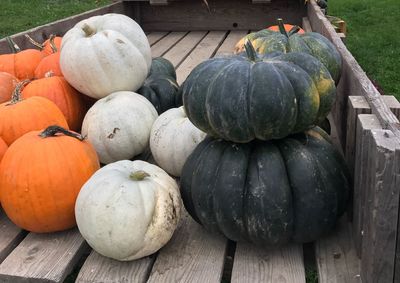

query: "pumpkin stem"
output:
277 18 289 38
129 170 150 181
82 23 96 37
39 125 85 141
6 37 21 53
7 80 30 105
49 34 58 53
24 34 44 50
288 25 301 36
45 70 55 78
244 39 259 62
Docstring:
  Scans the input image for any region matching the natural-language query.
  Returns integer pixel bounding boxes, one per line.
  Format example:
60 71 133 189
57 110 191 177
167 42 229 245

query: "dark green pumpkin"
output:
180 127 350 245
137 58 182 114
182 41 336 143
234 19 342 83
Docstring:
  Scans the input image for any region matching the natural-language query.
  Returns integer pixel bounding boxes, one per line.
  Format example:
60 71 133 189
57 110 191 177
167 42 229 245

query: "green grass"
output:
0 0 112 39
328 0 400 99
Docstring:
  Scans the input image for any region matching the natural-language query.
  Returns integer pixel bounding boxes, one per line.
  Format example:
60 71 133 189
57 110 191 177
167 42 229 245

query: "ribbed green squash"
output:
138 58 182 114
234 19 342 83
180 127 350 245
182 41 336 143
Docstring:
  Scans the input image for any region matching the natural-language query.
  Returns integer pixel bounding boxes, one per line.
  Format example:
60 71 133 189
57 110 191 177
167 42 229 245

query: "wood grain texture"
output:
0 210 26 264
176 30 227 84
0 228 89 283
147 213 227 283
76 251 155 283
361 129 400 283
163 31 208 68
301 17 312 32
215 30 248 57
151 31 188 58
147 31 169 46
352 114 382 258
395 147 400 283
0 2 124 53
231 243 305 283
315 216 361 283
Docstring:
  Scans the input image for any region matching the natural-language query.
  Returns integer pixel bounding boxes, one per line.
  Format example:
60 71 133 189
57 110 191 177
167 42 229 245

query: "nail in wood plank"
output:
151 31 188 58
147 213 227 283
315 216 361 283
76 251 155 283
176 31 228 84
215 30 248 57
147 31 169 46
0 228 89 283
231 243 305 283
0 210 26 264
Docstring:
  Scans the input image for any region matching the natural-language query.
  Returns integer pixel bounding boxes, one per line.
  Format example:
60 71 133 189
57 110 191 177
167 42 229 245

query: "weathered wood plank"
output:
315 216 361 283
76 251 155 283
361 129 400 283
147 31 169 46
0 210 26 264
176 31 228 84
352 114 383 258
163 31 208 68
151 31 188 58
147 213 227 283
231 243 305 283
395 147 400 283
0 228 89 283
215 30 248 57
302 17 312 32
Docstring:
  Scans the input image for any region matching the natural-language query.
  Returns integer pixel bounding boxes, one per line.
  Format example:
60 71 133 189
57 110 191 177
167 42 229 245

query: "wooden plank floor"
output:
0 28 360 283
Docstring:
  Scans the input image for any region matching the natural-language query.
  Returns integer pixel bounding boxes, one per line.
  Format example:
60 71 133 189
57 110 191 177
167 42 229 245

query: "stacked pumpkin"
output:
179 20 350 245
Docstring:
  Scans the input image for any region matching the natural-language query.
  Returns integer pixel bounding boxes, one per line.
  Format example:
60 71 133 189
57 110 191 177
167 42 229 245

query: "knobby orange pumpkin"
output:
22 75 86 131
267 23 305 34
0 81 69 145
0 72 18 103
0 125 100 233
0 38 44 80
34 52 62 78
0 137 7 162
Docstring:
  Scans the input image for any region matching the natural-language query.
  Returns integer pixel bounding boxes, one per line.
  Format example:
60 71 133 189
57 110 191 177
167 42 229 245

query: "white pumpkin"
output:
60 13 151 99
150 107 206 177
82 91 158 164
75 160 182 261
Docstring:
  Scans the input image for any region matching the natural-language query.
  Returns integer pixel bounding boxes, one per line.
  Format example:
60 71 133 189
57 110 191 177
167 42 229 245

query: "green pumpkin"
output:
234 19 342 83
138 58 182 114
180 127 350 245
182 41 336 143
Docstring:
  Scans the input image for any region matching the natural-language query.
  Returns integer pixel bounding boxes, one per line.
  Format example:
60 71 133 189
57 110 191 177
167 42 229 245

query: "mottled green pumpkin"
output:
180 128 350 245
234 20 342 83
138 58 182 114
182 41 336 143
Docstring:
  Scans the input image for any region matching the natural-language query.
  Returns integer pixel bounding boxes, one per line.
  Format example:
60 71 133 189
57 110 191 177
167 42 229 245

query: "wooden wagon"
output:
0 1 399 282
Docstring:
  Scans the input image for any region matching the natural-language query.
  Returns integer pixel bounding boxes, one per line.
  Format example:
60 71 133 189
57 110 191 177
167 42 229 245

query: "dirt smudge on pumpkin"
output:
116 39 125 44
107 127 120 139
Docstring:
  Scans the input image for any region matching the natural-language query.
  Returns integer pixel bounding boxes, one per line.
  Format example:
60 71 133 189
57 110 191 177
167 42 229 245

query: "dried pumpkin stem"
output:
7 80 30 105
6 37 21 53
288 25 301 36
82 23 96 37
39 125 85 141
277 18 289 38
244 39 259 62
49 34 58 53
129 171 150 181
24 34 44 50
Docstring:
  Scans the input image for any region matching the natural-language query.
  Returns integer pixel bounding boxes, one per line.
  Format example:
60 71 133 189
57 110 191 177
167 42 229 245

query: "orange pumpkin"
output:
0 125 100 233
25 34 62 56
0 38 44 80
0 81 69 145
34 52 62 78
0 72 18 103
0 137 7 162
267 24 305 34
22 75 86 131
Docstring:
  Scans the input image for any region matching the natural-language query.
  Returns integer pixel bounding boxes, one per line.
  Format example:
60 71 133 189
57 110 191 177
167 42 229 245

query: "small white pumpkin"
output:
60 13 151 99
75 160 182 261
82 91 158 164
150 106 206 177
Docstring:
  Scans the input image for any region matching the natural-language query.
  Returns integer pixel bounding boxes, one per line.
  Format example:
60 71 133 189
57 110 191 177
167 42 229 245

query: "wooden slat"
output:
150 0 169 5
0 228 89 283
361 129 400 283
231 243 305 283
147 213 227 283
315 216 361 283
352 114 382 258
302 17 312 32
0 210 26 263
147 31 169 46
76 251 155 283
163 31 208 68
215 30 248 57
151 31 188 58
176 31 228 84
